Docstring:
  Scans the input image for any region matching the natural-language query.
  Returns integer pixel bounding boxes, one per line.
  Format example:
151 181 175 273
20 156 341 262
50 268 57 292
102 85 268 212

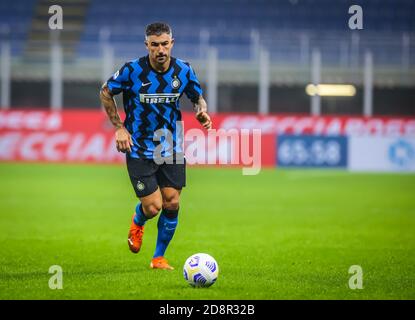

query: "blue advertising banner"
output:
277 135 348 168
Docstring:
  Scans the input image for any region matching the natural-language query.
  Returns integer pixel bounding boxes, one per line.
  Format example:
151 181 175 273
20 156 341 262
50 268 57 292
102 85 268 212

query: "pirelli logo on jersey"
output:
139 93 180 104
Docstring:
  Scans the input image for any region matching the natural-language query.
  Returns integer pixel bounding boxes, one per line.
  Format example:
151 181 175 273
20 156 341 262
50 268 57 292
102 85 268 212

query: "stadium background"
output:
0 0 414 300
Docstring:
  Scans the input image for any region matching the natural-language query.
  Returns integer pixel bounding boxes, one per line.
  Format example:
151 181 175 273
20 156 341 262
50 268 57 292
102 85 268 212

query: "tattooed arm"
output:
193 95 212 130
99 84 133 153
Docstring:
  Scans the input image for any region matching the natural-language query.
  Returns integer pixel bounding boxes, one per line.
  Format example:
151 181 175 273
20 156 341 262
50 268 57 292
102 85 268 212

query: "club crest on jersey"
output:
139 93 180 104
171 77 181 89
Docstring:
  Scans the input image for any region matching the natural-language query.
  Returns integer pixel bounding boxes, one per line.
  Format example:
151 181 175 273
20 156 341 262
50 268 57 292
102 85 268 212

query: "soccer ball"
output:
183 253 219 288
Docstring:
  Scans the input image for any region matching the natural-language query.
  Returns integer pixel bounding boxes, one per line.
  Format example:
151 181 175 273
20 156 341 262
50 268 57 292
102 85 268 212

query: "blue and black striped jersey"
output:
106 55 202 159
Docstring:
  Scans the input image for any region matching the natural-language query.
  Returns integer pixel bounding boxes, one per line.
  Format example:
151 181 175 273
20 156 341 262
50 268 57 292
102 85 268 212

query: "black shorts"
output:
126 156 186 198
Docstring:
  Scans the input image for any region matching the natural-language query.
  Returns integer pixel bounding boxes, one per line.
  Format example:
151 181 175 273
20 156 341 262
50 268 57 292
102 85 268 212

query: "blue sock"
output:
133 203 148 226
153 208 178 258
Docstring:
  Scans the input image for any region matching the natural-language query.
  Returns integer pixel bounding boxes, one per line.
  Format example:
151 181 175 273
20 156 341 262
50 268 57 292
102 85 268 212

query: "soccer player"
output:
99 22 212 270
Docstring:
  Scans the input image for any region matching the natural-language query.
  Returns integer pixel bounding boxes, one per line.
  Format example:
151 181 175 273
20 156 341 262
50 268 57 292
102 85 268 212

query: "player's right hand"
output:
115 127 133 153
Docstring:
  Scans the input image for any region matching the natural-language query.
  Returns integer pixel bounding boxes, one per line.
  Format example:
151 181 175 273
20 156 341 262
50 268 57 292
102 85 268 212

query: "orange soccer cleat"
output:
150 256 174 270
127 214 145 253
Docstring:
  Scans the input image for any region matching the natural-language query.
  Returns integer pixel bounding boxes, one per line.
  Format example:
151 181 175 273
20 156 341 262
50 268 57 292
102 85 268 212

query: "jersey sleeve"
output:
105 63 132 95
184 64 203 103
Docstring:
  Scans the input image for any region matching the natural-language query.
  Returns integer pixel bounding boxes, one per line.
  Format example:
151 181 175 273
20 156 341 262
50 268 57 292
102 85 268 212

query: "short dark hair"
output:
145 22 172 39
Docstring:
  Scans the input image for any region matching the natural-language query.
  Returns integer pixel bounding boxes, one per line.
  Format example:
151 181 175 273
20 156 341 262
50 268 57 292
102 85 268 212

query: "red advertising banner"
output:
214 114 415 136
0 110 123 163
0 110 275 166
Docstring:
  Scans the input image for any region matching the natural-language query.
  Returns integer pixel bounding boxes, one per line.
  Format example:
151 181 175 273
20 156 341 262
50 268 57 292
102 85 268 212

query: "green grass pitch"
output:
0 162 414 299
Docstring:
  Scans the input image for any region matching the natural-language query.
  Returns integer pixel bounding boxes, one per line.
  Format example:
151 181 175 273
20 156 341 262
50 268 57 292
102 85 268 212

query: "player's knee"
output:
163 197 180 211
143 203 162 218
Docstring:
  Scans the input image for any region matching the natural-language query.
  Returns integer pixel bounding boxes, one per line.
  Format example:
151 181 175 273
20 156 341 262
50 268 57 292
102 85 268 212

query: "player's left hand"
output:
196 111 212 130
